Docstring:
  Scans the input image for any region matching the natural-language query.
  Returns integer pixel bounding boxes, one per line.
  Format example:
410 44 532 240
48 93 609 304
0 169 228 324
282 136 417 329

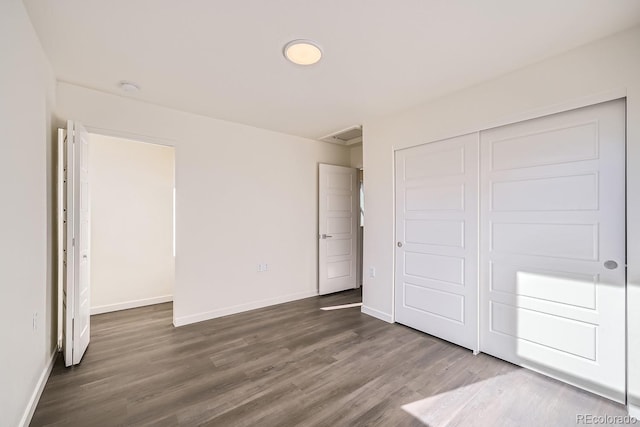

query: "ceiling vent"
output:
320 125 362 146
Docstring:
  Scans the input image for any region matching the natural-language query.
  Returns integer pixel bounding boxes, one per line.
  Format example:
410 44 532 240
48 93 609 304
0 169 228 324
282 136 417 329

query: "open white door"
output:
62 128 73 366
63 120 91 367
319 164 358 295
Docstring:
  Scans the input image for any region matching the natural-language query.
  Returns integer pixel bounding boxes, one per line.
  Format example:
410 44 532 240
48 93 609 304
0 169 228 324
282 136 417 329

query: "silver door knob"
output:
397 242 403 247
321 234 333 239
604 260 618 270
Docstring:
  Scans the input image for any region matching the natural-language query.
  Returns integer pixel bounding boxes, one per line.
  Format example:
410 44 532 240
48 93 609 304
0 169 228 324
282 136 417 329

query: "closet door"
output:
395 133 478 351
479 99 626 402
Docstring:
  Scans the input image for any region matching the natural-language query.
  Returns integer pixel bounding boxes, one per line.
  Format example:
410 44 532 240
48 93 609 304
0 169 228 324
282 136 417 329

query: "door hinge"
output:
72 237 75 247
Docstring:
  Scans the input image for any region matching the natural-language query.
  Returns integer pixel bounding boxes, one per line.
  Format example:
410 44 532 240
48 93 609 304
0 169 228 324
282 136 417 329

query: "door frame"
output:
57 124 178 337
356 168 364 288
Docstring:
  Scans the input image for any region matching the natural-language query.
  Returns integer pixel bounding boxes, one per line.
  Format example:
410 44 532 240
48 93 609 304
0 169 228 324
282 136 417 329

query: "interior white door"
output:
395 133 479 351
319 164 358 295
479 99 626 402
63 120 91 366
62 128 73 367
57 129 64 351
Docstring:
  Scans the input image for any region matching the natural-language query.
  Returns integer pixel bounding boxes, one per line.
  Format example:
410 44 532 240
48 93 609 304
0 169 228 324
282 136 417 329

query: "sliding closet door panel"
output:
395 133 478 351
479 99 626 402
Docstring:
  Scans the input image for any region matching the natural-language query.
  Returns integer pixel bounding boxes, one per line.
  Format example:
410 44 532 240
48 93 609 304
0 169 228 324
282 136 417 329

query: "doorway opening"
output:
57 129 176 363
317 141 364 308
87 133 175 316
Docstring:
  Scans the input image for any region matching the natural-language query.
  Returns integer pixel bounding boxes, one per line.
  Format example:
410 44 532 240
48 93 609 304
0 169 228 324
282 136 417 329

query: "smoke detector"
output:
320 126 362 146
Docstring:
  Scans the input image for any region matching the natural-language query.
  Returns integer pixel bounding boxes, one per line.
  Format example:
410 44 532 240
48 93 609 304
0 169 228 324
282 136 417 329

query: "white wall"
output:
0 1 57 426
350 144 363 169
55 82 351 326
362 26 640 407
89 134 175 314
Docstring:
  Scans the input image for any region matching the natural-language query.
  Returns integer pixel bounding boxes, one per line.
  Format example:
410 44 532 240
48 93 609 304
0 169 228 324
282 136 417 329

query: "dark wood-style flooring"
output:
31 290 628 426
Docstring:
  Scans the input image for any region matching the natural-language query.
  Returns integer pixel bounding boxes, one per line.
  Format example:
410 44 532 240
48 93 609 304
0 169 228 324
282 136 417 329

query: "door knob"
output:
321 234 333 239
604 260 618 270
397 242 403 248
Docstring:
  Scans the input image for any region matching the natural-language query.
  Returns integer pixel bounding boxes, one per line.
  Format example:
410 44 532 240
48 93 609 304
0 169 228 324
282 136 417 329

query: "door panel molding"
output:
394 133 479 352
479 99 626 403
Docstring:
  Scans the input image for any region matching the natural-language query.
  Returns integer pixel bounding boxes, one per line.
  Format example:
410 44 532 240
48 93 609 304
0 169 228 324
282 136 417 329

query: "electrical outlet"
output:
257 263 269 272
368 267 376 278
32 312 38 331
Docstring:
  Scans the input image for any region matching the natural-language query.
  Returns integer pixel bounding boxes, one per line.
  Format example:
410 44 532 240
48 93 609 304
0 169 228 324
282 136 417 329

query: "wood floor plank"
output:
30 289 628 426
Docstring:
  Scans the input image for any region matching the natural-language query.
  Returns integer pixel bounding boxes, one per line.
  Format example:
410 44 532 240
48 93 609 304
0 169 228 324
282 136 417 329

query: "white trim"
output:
394 89 627 155
629 404 640 419
83 125 176 148
91 295 173 315
479 89 627 135
19 350 57 427
173 290 318 327
361 305 394 323
390 144 397 323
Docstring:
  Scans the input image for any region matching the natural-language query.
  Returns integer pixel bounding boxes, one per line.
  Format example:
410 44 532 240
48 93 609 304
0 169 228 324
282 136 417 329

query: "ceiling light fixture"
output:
283 40 322 65
118 81 140 92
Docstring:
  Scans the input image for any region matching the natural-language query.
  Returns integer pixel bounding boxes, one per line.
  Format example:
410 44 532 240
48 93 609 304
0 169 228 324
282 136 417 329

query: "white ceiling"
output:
24 0 640 140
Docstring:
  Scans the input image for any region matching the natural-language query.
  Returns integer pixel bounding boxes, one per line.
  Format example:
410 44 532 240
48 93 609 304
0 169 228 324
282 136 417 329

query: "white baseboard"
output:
91 295 173 315
629 404 640 419
361 305 394 323
173 290 318 327
19 350 57 427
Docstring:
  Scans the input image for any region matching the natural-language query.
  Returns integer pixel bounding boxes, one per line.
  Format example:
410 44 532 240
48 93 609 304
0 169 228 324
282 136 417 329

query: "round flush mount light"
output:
283 40 322 65
118 81 140 92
